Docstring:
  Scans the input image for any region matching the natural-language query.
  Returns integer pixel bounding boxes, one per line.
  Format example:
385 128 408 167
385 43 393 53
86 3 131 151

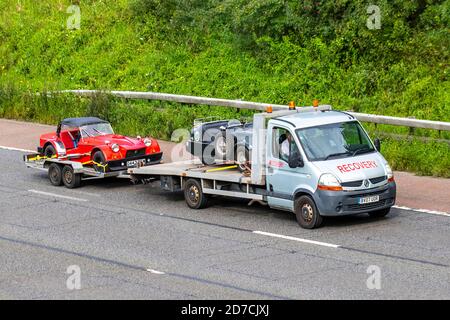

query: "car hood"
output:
312 152 388 183
92 135 146 149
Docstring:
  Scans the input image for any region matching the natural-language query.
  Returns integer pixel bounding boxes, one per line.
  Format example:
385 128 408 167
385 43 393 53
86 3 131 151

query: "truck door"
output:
266 125 310 211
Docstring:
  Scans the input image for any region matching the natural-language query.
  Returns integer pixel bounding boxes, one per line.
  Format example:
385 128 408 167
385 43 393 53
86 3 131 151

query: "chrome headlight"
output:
194 130 201 142
144 138 152 147
385 164 394 181
318 173 343 191
111 143 120 153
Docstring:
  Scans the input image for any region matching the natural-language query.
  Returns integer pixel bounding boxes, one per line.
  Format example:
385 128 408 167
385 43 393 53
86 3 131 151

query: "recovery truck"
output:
129 105 397 229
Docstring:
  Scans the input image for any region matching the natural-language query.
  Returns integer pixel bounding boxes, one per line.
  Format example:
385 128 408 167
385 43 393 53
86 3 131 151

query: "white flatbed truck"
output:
129 105 396 229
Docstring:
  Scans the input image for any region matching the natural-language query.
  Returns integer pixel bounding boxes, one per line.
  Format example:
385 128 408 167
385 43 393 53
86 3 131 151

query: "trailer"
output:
129 105 397 229
24 153 131 188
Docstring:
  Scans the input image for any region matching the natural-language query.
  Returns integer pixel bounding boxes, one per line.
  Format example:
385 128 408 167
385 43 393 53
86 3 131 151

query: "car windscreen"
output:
80 123 114 137
296 121 375 161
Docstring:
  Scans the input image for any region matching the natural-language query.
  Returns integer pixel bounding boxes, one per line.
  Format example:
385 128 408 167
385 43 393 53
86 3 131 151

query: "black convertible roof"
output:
60 117 108 127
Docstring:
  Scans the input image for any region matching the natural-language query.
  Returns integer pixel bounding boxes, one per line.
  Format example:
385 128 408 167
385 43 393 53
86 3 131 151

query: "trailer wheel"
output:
48 163 63 186
184 179 208 209
368 207 391 218
62 165 81 189
294 195 323 229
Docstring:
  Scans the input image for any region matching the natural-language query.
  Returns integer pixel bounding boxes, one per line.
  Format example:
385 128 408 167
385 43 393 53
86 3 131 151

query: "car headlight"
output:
111 144 120 153
194 130 201 142
144 138 152 147
318 173 343 191
385 164 394 182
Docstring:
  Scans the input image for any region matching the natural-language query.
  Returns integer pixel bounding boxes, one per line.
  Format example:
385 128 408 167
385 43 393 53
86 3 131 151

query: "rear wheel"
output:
92 151 107 172
44 144 56 158
184 179 208 209
62 165 81 189
368 207 391 218
294 195 324 229
48 163 63 186
236 146 250 172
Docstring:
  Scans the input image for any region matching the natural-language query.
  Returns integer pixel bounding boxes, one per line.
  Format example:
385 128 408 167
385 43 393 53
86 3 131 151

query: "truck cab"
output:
264 109 396 228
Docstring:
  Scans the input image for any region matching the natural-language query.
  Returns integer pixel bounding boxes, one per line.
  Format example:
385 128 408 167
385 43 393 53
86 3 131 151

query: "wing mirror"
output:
288 151 304 168
374 138 381 152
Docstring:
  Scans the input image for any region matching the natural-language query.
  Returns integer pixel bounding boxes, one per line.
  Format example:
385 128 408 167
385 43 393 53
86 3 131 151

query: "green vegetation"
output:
0 0 449 176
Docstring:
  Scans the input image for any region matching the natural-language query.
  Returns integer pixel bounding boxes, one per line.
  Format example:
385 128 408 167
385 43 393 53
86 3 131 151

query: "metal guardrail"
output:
59 90 450 132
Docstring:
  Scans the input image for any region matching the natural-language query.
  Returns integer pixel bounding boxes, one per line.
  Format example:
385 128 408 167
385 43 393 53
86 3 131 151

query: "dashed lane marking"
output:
28 189 88 202
393 205 449 217
253 230 341 248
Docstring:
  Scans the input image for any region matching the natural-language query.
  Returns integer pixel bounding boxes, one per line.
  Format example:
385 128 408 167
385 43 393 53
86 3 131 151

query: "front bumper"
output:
314 182 396 216
107 152 163 171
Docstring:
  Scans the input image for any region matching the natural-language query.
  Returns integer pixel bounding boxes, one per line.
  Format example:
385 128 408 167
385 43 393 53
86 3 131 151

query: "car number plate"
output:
358 195 380 204
127 159 145 167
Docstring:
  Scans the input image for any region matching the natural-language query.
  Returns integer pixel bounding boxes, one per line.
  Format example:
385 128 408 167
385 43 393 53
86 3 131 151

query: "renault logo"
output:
364 180 370 188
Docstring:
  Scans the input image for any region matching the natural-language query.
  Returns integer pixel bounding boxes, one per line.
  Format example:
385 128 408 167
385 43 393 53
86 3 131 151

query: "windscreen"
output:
296 121 375 161
80 123 114 137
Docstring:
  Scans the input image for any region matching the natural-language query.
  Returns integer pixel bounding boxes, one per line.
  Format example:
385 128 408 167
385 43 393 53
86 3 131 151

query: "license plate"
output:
358 195 380 204
127 159 145 167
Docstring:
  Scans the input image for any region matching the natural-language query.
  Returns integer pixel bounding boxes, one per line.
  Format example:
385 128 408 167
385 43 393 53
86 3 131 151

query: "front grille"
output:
126 148 146 158
346 200 387 212
348 190 385 198
342 180 363 187
370 176 387 184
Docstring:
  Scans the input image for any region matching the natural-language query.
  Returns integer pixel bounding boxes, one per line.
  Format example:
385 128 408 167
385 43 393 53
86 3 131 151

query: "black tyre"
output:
92 150 107 172
44 144 56 158
235 146 250 172
294 195 324 229
184 179 208 209
214 132 228 161
368 207 391 218
62 165 81 189
48 163 63 186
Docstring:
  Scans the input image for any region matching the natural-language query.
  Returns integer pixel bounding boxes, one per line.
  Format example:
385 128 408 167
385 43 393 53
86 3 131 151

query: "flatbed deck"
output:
129 160 257 184
129 160 266 202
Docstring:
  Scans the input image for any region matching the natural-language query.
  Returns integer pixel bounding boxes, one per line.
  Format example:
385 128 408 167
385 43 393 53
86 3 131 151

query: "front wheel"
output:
368 207 391 218
294 195 324 229
184 179 208 209
62 165 81 189
44 144 56 158
92 151 107 172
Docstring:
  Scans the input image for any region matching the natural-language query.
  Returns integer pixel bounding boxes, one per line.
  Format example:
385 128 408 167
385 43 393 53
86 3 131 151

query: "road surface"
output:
0 147 449 299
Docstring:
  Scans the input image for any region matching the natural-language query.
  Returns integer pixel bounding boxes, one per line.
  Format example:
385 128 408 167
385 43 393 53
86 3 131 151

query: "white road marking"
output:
253 231 341 248
28 190 88 202
393 205 450 217
0 145 34 153
146 268 165 275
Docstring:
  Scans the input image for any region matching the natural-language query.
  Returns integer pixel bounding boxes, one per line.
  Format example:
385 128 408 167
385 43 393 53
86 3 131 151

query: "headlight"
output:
318 173 343 191
144 138 152 147
194 130 201 142
385 164 394 182
111 144 120 153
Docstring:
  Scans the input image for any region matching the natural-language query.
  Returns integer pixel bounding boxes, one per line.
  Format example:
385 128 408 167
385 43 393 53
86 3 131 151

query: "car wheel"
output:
214 132 228 161
44 144 56 158
48 163 63 186
368 207 391 218
294 195 324 229
62 165 81 189
236 146 250 172
184 179 208 209
92 151 107 172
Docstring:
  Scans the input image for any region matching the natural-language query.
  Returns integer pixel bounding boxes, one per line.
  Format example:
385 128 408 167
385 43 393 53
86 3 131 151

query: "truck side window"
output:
272 127 299 163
